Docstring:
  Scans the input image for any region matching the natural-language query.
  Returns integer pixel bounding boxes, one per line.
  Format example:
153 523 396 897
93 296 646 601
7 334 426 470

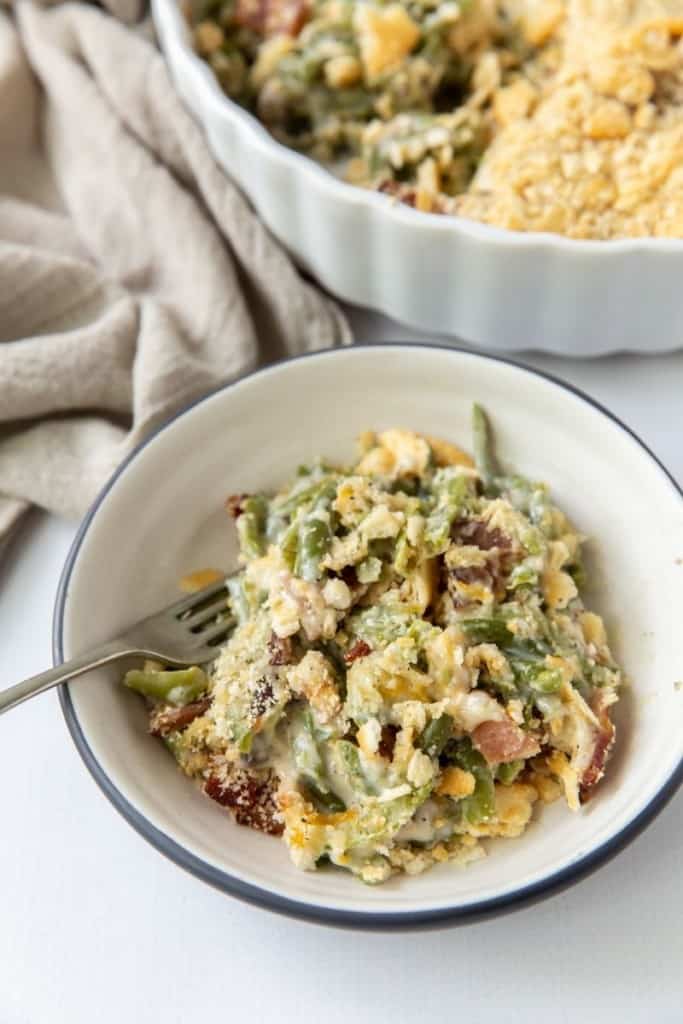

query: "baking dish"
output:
152 0 683 356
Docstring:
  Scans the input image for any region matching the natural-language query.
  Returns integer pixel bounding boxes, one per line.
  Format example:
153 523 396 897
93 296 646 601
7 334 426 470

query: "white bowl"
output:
152 0 683 357
55 344 683 928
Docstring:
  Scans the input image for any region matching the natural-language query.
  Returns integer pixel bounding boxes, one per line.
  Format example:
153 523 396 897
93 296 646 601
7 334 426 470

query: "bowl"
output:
55 344 683 929
152 0 683 357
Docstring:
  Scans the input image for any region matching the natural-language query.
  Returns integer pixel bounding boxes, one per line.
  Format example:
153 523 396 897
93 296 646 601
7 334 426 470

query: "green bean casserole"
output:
124 408 622 883
188 0 683 239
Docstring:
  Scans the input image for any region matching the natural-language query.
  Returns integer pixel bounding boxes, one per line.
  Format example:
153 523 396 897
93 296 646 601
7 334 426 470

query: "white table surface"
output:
2 310 683 1024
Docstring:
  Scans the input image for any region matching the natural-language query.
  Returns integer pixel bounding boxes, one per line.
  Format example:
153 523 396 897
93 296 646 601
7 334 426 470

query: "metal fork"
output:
0 578 235 715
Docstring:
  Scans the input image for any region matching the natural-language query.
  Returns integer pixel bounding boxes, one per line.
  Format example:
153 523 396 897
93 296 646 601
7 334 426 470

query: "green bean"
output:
461 617 514 646
277 477 337 517
453 739 495 824
279 519 299 571
289 477 337 582
463 619 558 704
333 740 374 796
509 641 552 663
518 664 562 694
265 510 288 545
124 666 208 707
236 495 268 560
304 781 346 814
291 709 323 777
508 562 539 589
316 640 347 687
393 530 414 575
296 516 332 582
462 618 550 662
226 575 249 625
417 714 453 757
407 617 438 644
472 403 499 491
163 732 183 759
423 468 473 552
432 468 470 502
490 677 522 702
424 472 470 555
348 785 432 848
347 604 413 648
237 729 253 754
347 605 436 655
496 759 524 785
290 709 344 807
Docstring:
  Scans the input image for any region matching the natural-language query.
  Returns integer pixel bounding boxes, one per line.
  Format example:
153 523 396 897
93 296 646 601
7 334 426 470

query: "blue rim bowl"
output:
54 343 683 930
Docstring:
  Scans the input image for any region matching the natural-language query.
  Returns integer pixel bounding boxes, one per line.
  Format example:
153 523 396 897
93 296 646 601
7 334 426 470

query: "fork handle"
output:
0 640 134 716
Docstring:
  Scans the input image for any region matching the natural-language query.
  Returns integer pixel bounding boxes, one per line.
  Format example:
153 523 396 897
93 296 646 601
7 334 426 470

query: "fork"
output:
0 578 235 716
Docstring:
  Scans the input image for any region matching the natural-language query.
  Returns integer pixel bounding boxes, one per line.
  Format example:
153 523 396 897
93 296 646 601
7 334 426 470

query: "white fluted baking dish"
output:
153 0 683 356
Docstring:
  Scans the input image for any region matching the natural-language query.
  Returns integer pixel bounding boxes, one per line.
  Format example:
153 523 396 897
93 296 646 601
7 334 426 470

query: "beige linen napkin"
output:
0 1 351 555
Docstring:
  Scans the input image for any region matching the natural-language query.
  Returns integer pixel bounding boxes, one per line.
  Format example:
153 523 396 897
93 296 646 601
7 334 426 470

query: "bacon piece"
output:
225 493 249 519
580 694 616 801
445 559 500 607
472 719 540 764
344 639 371 664
447 518 516 603
455 522 512 573
580 726 614 795
453 519 511 553
451 565 491 585
268 632 294 666
204 768 283 835
234 0 309 37
149 698 211 737
378 724 398 760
